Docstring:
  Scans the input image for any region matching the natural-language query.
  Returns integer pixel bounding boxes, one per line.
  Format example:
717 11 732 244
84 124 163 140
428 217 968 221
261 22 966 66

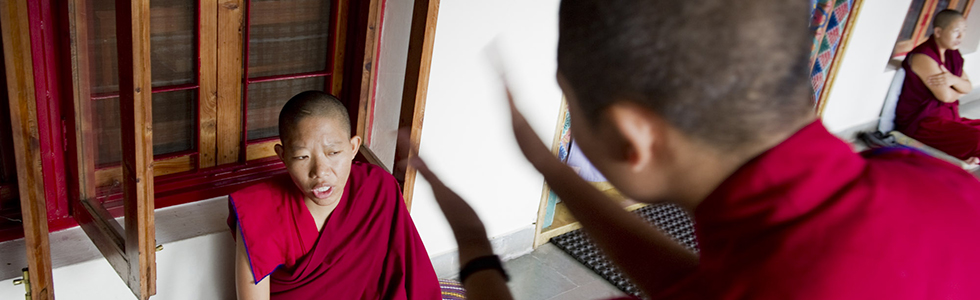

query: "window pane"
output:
152 90 197 155
94 98 123 167
957 0 970 12
926 0 953 37
89 0 121 95
246 77 327 141
899 0 928 41
150 0 196 87
94 91 198 166
248 0 332 78
87 0 196 94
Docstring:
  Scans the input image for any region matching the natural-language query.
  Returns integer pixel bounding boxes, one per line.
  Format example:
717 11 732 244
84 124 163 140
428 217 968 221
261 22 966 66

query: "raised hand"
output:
410 156 490 248
409 156 513 300
504 85 563 171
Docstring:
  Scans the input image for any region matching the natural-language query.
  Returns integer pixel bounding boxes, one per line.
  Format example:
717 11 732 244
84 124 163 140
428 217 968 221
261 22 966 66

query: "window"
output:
4 0 417 296
68 0 349 211
83 0 200 206
242 0 344 161
894 0 975 56
58 0 370 297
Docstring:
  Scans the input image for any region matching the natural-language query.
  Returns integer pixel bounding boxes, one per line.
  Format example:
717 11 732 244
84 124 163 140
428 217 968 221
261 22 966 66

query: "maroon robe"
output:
617 122 980 299
228 162 441 299
896 36 980 160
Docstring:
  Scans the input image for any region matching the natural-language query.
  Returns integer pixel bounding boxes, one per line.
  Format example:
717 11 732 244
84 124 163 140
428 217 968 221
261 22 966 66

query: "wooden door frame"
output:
0 0 55 298
394 0 440 209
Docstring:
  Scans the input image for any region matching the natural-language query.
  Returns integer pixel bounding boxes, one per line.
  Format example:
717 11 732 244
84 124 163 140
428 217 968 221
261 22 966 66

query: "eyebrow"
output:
289 141 344 149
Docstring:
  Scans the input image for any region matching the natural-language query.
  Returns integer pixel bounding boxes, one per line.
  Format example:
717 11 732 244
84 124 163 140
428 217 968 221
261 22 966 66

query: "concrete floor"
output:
495 243 626 300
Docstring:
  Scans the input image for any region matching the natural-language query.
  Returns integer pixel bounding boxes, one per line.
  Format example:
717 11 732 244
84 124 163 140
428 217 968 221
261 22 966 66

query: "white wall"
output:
820 0 912 132
409 0 564 257
369 0 414 168
821 0 980 133
0 197 236 300
0 234 235 300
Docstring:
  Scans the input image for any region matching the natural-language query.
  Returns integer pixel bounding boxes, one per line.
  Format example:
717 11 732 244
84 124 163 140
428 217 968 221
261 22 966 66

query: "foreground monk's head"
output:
556 0 814 204
933 9 966 50
275 91 361 207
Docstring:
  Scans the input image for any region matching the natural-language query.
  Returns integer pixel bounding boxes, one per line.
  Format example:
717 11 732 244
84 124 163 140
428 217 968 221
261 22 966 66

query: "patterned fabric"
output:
810 0 858 106
439 279 467 300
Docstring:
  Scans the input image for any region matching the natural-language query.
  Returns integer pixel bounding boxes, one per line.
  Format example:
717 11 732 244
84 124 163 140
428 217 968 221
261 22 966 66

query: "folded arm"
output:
950 71 972 94
911 54 969 103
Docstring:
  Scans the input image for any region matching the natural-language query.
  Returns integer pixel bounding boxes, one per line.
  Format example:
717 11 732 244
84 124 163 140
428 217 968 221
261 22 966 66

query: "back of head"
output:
278 90 352 141
934 9 964 30
558 0 813 149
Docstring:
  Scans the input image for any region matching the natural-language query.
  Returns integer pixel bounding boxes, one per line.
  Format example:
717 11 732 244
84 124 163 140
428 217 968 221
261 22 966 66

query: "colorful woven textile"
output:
810 0 858 106
439 279 467 300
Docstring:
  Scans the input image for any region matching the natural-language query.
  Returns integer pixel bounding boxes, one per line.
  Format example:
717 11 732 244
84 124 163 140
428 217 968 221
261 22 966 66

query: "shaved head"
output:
558 0 813 149
934 9 965 30
278 90 351 141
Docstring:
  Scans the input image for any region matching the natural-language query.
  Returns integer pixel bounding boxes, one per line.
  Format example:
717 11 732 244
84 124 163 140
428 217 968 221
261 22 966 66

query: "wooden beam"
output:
396 0 440 210
358 146 389 173
216 0 243 165
331 0 350 95
115 0 156 298
355 0 385 145
199 0 219 168
0 0 54 298
68 0 97 202
67 0 136 292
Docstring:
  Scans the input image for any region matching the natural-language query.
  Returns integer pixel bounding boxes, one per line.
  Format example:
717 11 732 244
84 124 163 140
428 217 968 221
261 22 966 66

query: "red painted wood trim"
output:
27 0 71 225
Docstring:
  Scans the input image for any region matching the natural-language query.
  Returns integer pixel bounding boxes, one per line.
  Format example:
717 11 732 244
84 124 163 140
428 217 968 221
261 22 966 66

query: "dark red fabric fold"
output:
650 122 980 299
229 162 441 299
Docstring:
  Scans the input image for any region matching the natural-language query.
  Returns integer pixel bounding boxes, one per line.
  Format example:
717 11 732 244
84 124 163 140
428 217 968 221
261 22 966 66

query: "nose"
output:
310 154 331 179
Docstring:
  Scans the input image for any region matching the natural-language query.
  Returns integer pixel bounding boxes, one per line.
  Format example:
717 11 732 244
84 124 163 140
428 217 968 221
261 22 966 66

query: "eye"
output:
329 151 341 156
293 155 309 160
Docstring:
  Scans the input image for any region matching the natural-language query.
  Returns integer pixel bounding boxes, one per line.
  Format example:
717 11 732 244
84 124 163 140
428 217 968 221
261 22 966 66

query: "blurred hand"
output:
504 85 563 171
411 157 488 242
410 156 511 299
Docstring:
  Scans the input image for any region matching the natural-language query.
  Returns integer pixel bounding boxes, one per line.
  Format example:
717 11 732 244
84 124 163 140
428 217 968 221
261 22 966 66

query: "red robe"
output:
896 36 980 160
228 162 441 299
621 122 980 299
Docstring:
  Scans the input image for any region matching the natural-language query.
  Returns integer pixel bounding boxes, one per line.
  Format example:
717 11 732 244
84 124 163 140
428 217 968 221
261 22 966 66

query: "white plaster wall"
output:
0 197 237 300
820 0 912 133
369 0 414 169
0 233 235 300
821 0 980 133
409 0 564 256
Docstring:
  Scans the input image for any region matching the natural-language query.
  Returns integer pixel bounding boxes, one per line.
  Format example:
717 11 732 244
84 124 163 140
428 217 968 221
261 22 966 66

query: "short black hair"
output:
278 91 351 141
558 0 813 148
934 9 965 30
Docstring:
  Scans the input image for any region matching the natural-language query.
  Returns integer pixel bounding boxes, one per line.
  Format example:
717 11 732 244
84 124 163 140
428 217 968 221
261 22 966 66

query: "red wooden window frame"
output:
0 0 383 242
240 0 344 162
